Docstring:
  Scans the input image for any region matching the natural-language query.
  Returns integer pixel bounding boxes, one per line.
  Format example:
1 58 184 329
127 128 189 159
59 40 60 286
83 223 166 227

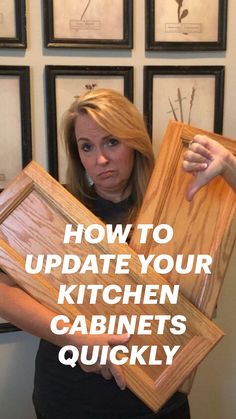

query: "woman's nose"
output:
96 150 109 165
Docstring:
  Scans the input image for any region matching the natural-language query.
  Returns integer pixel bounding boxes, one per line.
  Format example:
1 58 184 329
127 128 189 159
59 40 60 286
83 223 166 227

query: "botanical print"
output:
55 76 124 184
168 86 195 124
175 0 188 24
155 0 218 42
152 75 215 156
80 0 92 21
85 83 97 91
53 0 123 40
0 77 22 189
0 0 15 37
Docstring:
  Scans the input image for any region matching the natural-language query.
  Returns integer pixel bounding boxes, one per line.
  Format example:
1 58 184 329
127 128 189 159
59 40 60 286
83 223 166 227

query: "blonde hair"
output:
61 88 155 222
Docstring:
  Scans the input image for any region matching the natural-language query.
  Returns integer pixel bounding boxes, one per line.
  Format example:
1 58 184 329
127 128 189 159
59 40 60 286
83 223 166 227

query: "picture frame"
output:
143 66 225 156
45 65 133 182
0 65 31 333
43 0 133 49
0 0 27 48
0 66 32 191
145 0 227 51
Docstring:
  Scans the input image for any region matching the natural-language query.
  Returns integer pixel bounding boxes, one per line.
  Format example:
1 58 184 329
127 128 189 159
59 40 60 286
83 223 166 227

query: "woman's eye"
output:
107 138 119 147
80 143 92 152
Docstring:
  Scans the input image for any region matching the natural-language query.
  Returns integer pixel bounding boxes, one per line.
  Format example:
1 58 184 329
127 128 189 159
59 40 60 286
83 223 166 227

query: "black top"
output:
33 195 188 419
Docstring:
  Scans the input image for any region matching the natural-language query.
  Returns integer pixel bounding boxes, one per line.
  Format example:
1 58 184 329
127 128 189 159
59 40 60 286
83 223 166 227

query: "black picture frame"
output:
45 65 134 181
144 66 225 154
0 65 32 333
43 0 133 49
0 65 32 190
0 0 27 48
146 0 227 51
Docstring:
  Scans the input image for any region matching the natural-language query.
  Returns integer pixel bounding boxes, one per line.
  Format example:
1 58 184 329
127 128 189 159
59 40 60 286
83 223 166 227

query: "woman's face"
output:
74 113 135 201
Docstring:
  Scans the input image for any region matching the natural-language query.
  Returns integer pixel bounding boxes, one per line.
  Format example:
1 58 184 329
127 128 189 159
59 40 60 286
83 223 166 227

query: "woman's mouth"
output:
98 170 116 178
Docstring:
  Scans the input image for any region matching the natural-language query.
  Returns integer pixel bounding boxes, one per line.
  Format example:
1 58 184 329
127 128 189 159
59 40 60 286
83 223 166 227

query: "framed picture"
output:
0 66 32 191
45 65 133 182
43 0 133 49
144 66 225 156
146 0 227 51
0 0 27 48
0 65 31 333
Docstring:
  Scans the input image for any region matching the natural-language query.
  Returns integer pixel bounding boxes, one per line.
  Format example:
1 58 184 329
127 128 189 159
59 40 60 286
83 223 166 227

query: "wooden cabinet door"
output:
131 121 236 392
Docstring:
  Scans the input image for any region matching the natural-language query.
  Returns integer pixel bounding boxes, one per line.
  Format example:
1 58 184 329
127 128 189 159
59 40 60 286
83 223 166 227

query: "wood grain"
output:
130 121 236 393
0 160 224 411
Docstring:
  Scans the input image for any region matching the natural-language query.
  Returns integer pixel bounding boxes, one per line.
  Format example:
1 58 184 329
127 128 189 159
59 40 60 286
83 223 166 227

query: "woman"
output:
0 89 234 419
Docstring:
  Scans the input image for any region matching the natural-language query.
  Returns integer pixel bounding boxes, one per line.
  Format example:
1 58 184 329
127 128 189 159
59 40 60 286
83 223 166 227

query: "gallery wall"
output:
0 1 235 418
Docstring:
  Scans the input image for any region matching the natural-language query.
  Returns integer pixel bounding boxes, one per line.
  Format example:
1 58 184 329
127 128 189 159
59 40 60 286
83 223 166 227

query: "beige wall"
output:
0 1 235 418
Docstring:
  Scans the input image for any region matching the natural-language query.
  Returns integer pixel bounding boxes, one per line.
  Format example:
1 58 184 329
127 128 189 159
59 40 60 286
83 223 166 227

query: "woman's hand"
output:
183 134 236 200
72 332 130 390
